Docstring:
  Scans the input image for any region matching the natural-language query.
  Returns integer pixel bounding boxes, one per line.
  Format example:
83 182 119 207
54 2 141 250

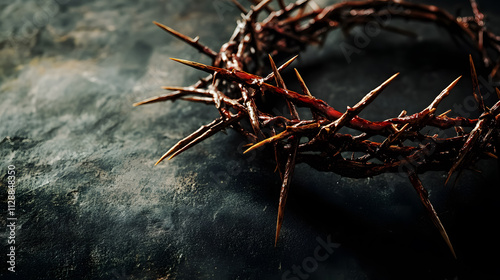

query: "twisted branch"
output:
135 0 500 258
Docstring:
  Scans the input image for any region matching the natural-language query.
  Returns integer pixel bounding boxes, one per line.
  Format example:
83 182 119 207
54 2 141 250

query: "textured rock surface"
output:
1 0 500 279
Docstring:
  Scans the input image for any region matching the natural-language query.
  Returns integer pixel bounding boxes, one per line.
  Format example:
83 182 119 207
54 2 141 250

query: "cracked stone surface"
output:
1 1 500 279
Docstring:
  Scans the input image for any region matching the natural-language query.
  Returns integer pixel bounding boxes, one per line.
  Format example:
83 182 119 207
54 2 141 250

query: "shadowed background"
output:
1 0 499 279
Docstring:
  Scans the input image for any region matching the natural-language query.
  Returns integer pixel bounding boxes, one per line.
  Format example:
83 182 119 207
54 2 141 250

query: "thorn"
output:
245 123 319 153
396 123 410 134
170 58 261 85
268 55 300 120
161 86 190 91
170 58 223 73
275 137 299 246
133 101 147 107
428 76 462 110
155 115 243 165
153 21 217 58
265 55 299 82
439 109 452 117
268 54 286 89
294 68 312 97
322 72 399 136
469 166 482 173
281 55 299 70
179 96 214 104
154 153 168 166
407 170 457 259
356 72 400 112
491 64 500 81
485 151 499 159
244 130 290 154
470 54 486 112
133 91 185 106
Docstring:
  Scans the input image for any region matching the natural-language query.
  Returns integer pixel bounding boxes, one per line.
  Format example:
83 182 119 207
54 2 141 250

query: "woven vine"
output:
134 0 500 258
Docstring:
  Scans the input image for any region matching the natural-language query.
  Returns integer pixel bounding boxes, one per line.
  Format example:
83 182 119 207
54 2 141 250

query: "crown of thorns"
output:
134 0 500 258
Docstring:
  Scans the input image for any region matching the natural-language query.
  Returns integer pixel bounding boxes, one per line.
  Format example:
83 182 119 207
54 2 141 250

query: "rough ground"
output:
1 0 500 279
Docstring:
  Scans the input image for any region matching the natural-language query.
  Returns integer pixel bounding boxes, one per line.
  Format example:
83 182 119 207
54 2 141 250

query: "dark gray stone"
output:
1 0 499 279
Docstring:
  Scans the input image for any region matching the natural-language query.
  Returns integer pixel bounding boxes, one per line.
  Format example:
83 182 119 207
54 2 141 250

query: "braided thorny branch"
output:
134 0 500 258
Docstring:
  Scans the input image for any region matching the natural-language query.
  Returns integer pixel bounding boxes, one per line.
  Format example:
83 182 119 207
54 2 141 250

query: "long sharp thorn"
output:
155 115 244 165
355 72 400 111
244 130 291 154
161 86 212 98
428 76 462 110
264 55 299 82
325 72 400 135
280 55 299 70
179 96 214 104
407 170 457 259
153 21 217 58
484 152 498 159
269 55 301 119
294 68 312 97
133 91 186 106
470 55 486 112
161 86 202 93
155 120 220 165
170 58 262 85
133 86 212 106
269 55 286 89
275 138 299 246
439 109 452 117
496 88 500 100
170 58 223 73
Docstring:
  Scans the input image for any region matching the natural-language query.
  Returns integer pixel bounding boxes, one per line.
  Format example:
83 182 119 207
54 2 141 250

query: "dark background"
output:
1 0 499 279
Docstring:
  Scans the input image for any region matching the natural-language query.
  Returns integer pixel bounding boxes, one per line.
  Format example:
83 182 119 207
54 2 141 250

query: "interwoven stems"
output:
135 0 500 258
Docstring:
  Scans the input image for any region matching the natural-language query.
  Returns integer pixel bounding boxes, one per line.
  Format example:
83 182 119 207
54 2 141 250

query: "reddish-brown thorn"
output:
155 114 244 165
153 21 217 58
470 55 486 112
268 54 287 89
275 137 299 246
269 55 300 120
407 170 457 259
427 76 462 111
294 68 312 97
264 55 299 82
327 72 400 135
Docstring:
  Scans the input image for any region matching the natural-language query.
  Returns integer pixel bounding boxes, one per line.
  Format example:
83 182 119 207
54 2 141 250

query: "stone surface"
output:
1 0 500 279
